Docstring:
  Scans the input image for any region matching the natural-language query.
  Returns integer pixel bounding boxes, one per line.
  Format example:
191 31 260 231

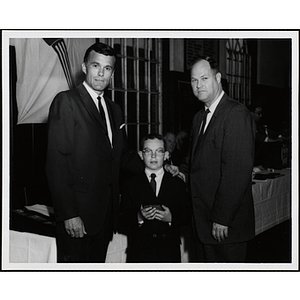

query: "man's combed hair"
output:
189 55 220 74
140 133 166 150
83 42 117 65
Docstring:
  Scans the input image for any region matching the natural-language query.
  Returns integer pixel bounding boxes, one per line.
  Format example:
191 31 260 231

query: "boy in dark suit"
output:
119 134 192 263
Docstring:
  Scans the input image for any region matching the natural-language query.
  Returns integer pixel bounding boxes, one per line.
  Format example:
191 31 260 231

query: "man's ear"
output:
138 151 144 160
109 70 115 82
163 151 170 161
216 72 221 84
82 62 87 74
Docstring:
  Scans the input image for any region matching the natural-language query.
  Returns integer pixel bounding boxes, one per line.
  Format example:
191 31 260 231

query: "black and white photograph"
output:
1 28 299 299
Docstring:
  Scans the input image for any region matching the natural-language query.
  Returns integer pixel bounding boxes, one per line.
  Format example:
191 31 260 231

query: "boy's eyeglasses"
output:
142 149 165 157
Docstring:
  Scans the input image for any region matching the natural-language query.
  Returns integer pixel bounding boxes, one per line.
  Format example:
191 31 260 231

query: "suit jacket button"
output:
152 234 157 238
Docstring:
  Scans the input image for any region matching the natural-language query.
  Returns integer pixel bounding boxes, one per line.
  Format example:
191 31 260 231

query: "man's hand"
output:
177 172 186 182
164 164 186 182
164 164 179 177
212 222 228 242
64 216 87 238
154 205 172 223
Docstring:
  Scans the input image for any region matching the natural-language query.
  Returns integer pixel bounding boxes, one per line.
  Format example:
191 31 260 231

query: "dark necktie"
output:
97 96 106 120
150 173 156 195
198 108 210 138
97 95 107 132
194 108 210 155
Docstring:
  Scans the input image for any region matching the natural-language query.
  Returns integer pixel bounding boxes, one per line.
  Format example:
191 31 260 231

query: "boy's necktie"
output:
150 173 156 195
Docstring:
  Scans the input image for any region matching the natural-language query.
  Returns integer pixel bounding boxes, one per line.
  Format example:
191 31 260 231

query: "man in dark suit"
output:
46 42 142 263
179 56 256 262
119 134 192 262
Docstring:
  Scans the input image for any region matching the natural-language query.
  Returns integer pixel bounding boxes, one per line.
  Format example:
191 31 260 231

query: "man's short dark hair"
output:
140 133 166 150
189 55 220 75
84 42 117 68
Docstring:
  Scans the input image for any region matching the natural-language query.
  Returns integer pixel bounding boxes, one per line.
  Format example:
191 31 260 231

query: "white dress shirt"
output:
145 167 164 197
83 81 113 146
203 90 224 132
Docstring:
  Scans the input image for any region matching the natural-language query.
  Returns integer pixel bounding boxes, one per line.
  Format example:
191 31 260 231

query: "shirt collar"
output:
206 90 224 114
83 81 104 100
145 167 164 179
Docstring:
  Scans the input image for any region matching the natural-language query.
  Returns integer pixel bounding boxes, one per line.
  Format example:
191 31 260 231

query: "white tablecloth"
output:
253 168 291 235
9 230 56 263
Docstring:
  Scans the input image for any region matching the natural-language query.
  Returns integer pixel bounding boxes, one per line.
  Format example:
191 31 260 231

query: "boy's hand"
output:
140 205 156 220
154 205 172 223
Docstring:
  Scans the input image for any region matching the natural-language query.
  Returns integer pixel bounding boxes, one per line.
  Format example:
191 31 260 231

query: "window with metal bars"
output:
226 39 251 106
97 38 162 151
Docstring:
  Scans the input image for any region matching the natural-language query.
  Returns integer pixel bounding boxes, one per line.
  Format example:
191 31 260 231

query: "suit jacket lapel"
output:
77 84 108 133
191 109 205 156
140 173 157 202
204 93 228 137
157 172 170 200
104 95 116 146
192 94 228 158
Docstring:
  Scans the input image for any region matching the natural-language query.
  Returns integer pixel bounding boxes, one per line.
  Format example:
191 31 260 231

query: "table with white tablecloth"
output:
9 230 57 263
252 168 291 235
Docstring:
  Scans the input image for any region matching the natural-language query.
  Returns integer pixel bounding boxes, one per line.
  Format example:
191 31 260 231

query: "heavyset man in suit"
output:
179 56 256 262
46 42 142 263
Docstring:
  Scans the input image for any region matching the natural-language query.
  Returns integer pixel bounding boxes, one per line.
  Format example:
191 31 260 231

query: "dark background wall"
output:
257 39 291 88
249 39 291 134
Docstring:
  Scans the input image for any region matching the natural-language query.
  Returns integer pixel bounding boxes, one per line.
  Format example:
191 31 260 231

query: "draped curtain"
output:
10 38 95 124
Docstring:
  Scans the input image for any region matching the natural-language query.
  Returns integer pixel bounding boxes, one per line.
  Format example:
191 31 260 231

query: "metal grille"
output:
226 39 251 106
98 38 162 150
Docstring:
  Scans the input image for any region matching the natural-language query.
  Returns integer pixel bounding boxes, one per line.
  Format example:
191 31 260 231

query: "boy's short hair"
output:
140 133 166 150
